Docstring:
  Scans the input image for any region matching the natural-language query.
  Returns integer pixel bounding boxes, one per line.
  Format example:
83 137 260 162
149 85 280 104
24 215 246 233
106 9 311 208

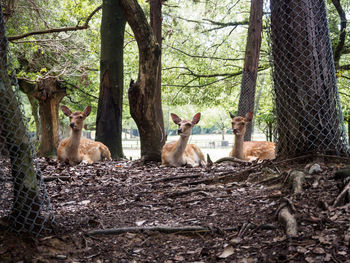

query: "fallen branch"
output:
180 166 260 186
86 223 276 236
215 157 248 164
87 226 225 236
43 176 71 182
148 174 200 184
166 187 210 198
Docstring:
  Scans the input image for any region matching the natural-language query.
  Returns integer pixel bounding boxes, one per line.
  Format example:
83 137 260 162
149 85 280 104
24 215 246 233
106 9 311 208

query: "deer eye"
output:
79 116 83 119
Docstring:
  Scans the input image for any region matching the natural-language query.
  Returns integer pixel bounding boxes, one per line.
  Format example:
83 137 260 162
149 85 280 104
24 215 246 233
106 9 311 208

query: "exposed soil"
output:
0 156 349 263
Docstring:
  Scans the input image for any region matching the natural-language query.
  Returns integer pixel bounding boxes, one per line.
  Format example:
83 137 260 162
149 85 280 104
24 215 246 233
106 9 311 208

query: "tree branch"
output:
8 5 102 42
167 45 244 61
331 0 347 68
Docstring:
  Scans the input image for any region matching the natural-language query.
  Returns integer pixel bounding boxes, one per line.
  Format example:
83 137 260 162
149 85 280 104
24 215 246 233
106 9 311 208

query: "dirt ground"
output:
0 155 349 263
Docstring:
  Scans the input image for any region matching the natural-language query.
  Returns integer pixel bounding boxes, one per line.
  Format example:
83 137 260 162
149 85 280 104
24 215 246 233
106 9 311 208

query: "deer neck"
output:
233 134 245 159
68 129 82 154
173 135 190 159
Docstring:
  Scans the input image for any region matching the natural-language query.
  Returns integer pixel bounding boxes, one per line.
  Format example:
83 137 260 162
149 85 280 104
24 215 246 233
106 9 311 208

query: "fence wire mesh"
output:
268 0 350 158
0 5 54 236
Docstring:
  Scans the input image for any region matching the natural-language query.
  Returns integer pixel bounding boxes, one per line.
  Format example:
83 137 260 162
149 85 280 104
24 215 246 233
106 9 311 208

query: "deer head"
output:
229 112 253 136
61 105 91 132
171 113 201 137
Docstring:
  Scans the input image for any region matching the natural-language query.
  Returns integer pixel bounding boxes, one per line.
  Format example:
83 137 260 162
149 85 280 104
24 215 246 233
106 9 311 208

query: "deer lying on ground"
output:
161 113 206 167
229 112 275 161
57 106 111 165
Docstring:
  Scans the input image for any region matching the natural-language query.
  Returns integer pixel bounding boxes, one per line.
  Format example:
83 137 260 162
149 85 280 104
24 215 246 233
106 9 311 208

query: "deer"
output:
57 105 112 165
229 112 275 161
161 113 206 167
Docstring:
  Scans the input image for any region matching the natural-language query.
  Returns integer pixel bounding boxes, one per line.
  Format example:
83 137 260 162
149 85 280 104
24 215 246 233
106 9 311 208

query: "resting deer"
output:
229 112 275 161
57 106 111 165
161 113 206 167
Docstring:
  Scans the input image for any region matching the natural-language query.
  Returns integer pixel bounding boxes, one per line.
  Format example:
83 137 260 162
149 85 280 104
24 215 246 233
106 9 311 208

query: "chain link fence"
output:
268 0 350 158
0 5 54 236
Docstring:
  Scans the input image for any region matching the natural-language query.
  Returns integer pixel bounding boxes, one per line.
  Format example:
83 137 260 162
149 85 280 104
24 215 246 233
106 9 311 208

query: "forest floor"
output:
0 155 349 263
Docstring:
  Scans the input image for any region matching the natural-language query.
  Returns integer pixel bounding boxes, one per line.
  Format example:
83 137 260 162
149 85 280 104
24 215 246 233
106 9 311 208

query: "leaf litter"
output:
0 156 349 262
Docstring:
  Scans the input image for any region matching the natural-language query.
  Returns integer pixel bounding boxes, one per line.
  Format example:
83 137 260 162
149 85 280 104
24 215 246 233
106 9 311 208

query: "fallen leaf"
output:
218 245 234 258
230 237 242 245
313 247 325 254
136 220 146 226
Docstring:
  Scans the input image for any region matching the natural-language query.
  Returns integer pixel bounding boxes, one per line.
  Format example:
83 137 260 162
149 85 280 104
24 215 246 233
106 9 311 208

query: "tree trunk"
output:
18 79 41 141
237 0 263 141
270 0 350 157
0 5 46 233
96 0 126 160
120 0 165 162
36 77 66 157
150 0 164 134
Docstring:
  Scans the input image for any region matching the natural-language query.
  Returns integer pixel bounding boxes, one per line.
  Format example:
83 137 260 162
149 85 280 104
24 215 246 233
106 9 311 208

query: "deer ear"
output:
171 113 182 124
61 106 72 116
83 106 92 117
192 113 201 125
245 112 253 122
229 112 235 119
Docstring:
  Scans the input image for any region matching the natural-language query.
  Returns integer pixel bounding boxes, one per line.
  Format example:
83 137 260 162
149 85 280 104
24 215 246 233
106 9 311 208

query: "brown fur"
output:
229 112 275 161
57 106 112 165
161 113 206 167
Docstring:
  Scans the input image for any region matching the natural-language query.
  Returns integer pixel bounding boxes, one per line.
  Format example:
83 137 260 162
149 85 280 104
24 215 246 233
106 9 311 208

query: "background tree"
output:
96 0 126 159
4 0 102 156
270 0 350 158
237 0 263 141
120 0 165 162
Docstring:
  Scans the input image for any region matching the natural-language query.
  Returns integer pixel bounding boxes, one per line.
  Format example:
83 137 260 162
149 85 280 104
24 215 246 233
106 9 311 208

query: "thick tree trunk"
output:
36 77 66 157
120 0 165 162
270 0 349 157
0 5 45 232
96 0 126 160
237 0 263 141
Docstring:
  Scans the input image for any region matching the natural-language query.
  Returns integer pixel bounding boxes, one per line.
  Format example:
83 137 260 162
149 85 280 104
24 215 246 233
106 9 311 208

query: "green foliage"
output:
4 0 350 134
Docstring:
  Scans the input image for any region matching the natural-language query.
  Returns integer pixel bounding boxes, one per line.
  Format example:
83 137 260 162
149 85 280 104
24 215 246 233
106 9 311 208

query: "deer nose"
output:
233 128 238 134
70 122 75 128
177 129 182 135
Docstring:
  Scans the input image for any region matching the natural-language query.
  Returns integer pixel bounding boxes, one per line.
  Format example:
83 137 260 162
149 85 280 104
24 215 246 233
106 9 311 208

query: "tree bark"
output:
150 0 163 125
237 0 263 141
18 79 41 141
270 0 350 158
331 0 347 69
96 0 126 159
120 0 165 162
0 4 46 233
36 77 66 156
18 77 65 157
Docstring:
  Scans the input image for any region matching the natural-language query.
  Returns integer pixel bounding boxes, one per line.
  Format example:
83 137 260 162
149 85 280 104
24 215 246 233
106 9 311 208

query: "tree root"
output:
331 181 350 208
286 170 305 194
277 201 298 238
